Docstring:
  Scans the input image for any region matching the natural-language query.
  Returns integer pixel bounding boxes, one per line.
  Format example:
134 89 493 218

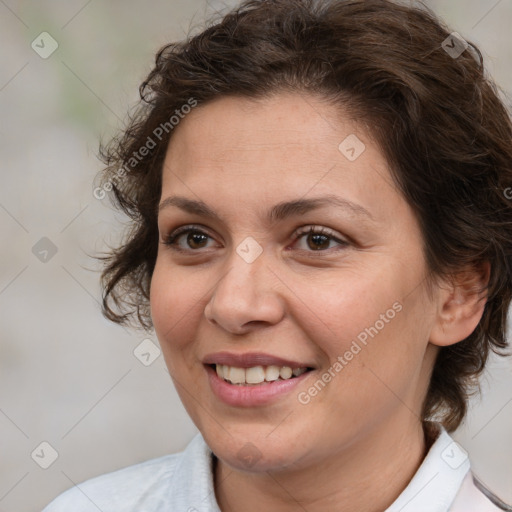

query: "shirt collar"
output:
166 431 222 512
385 422 471 512
170 422 469 512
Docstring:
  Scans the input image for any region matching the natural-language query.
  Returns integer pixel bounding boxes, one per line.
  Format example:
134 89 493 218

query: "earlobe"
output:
429 261 490 347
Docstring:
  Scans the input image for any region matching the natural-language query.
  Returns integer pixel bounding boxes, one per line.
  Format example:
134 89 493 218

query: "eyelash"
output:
162 225 349 255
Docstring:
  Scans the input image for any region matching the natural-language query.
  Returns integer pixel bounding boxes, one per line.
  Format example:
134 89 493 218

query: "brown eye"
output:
185 232 209 249
306 232 330 250
163 227 215 252
292 226 349 252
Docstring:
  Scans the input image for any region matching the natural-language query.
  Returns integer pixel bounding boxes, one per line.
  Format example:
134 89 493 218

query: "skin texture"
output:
150 92 489 512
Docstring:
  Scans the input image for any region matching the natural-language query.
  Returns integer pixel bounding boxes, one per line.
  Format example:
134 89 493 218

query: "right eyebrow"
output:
158 194 376 226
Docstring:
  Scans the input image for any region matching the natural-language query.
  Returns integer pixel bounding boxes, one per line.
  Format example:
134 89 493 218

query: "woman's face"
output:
150 92 440 472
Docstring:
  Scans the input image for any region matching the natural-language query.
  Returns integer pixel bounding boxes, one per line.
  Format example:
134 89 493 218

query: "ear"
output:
429 261 490 347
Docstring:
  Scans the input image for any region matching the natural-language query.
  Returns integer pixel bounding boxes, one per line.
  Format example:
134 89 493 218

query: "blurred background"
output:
0 1 511 510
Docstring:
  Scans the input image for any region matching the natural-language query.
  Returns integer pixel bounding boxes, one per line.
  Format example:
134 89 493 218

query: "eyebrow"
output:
158 194 375 225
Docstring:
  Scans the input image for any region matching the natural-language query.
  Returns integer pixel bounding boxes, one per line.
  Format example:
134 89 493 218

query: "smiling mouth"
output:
209 363 314 386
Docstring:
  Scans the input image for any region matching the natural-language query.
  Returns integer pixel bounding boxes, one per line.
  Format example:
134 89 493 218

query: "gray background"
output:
0 1 511 511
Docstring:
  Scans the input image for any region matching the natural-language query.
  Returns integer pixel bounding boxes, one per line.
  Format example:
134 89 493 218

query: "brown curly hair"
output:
96 0 512 432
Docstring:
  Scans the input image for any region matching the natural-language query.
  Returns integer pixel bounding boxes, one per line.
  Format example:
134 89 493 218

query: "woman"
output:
43 0 512 510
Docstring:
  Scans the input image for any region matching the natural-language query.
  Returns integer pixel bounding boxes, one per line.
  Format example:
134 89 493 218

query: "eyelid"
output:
292 225 348 244
162 224 218 251
162 223 350 254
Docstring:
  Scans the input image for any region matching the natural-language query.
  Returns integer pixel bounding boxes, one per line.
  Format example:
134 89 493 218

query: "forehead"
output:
164 93 351 167
160 93 406 224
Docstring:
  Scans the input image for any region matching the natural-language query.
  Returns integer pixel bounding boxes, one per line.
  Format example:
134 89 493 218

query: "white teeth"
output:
279 366 292 379
265 365 281 382
245 366 265 384
215 364 309 385
227 366 245 384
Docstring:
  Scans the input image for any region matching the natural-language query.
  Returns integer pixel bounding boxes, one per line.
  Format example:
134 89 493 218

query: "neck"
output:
214 416 434 512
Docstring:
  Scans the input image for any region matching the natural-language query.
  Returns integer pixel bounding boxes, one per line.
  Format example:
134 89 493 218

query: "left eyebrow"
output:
158 194 376 226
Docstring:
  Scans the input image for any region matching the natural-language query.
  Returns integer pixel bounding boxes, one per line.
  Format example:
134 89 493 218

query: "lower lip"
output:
205 365 312 407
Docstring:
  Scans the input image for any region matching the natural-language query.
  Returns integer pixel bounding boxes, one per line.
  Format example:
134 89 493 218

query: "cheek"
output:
149 261 204 351
285 264 403 354
288 260 428 404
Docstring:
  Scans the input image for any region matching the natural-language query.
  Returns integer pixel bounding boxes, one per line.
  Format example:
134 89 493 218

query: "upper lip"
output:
203 351 315 369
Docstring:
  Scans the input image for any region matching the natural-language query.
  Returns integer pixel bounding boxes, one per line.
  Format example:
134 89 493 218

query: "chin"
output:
204 427 307 473
218 446 298 473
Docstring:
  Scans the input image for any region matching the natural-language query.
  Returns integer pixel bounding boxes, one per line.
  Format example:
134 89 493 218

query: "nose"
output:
204 247 285 334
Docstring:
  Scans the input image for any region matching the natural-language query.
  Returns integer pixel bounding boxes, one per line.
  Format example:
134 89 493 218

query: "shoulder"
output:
41 433 210 512
450 470 512 512
41 453 179 511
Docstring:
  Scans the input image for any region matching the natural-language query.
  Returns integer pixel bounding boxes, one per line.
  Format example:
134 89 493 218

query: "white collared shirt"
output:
42 424 509 511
